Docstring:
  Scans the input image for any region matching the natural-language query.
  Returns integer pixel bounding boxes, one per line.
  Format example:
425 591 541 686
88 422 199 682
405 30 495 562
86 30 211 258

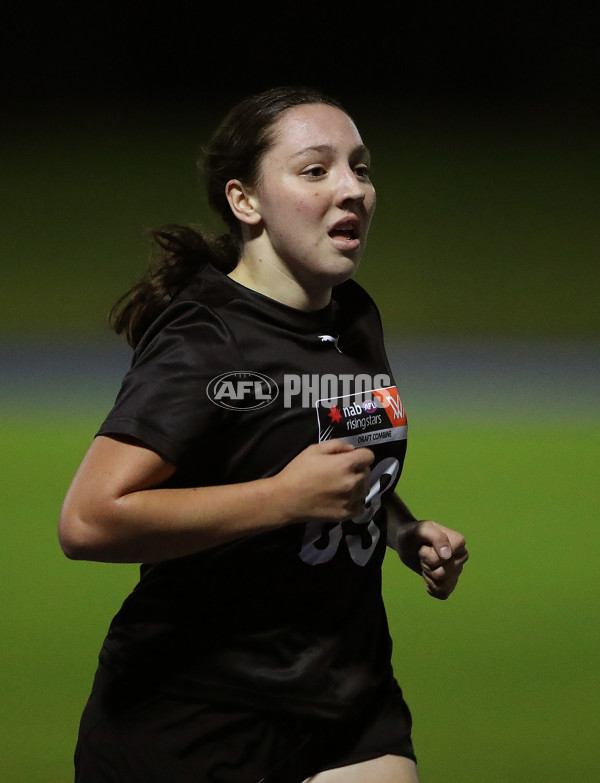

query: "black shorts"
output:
74 665 415 783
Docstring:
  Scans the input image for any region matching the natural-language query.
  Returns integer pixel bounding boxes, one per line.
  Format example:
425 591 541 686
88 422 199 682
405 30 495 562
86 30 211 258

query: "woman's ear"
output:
225 180 262 226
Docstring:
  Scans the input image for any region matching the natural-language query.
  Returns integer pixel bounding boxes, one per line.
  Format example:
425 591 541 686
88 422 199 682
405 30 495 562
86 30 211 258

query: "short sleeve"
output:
97 300 241 465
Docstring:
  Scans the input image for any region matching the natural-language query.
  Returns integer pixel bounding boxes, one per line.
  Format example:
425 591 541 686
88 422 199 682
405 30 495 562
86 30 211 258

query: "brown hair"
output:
109 86 345 347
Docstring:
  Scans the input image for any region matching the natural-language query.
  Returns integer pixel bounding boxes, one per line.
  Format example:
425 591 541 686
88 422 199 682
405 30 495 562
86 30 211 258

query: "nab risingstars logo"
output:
316 386 408 447
207 372 279 410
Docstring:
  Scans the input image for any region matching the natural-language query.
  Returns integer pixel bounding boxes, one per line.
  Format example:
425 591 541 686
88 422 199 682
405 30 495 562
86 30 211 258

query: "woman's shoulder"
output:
333 277 380 313
131 266 242 361
172 262 239 310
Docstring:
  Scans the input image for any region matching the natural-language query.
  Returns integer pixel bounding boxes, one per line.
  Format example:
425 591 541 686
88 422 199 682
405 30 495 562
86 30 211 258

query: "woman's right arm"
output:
58 435 374 564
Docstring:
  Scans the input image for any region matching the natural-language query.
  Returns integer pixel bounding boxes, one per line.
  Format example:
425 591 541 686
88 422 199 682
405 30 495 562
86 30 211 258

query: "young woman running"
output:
60 86 468 783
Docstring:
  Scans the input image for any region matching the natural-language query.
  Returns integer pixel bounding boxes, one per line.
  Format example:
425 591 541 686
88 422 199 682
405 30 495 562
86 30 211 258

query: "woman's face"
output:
250 102 376 291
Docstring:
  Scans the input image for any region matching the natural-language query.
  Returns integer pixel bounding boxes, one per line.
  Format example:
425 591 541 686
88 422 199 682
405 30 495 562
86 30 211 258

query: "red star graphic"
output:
328 406 342 424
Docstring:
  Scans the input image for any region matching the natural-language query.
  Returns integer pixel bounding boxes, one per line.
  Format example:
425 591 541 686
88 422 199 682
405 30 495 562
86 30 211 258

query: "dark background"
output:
2 2 598 339
3 3 598 120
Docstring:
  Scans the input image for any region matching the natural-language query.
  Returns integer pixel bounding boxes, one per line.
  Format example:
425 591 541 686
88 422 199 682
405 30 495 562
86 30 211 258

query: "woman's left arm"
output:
385 493 469 600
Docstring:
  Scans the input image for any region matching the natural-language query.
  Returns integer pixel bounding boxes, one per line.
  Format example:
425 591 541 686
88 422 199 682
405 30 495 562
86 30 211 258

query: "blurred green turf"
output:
384 419 599 782
1 411 598 782
1 101 598 339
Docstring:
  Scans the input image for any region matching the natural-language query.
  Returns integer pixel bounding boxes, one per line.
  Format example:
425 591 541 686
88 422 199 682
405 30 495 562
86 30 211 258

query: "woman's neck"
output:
228 257 332 312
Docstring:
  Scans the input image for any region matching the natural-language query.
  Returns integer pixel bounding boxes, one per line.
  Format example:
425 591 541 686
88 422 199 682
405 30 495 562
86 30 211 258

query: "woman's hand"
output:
396 519 469 600
274 440 374 524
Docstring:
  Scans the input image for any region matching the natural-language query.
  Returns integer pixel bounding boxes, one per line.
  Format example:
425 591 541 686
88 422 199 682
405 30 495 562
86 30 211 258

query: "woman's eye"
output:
354 164 371 179
303 165 327 177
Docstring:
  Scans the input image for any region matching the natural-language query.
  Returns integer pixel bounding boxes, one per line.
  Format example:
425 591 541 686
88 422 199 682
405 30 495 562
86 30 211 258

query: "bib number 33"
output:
299 458 400 567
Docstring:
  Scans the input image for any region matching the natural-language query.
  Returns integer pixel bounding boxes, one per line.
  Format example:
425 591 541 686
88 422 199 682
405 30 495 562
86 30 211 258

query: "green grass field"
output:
2 407 598 782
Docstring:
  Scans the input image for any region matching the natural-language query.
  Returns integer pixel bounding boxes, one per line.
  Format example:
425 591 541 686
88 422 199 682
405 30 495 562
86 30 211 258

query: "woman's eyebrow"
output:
291 143 370 159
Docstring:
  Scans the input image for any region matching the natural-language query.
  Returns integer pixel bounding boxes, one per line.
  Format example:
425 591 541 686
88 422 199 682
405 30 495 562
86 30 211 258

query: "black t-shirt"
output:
96 263 409 722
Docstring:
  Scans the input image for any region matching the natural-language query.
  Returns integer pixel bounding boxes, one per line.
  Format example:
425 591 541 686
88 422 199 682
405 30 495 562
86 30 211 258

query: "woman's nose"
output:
336 168 367 204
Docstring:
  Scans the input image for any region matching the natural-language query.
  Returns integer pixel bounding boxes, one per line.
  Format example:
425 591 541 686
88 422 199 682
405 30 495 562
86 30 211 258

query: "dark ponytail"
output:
109 86 346 347
108 225 238 348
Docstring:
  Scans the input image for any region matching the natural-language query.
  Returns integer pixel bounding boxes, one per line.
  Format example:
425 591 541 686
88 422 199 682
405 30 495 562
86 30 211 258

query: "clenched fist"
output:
274 439 375 525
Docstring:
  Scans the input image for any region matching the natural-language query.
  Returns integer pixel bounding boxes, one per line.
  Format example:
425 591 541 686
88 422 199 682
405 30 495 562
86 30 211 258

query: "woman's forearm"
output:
59 435 374 564
60 476 289 563
385 492 418 551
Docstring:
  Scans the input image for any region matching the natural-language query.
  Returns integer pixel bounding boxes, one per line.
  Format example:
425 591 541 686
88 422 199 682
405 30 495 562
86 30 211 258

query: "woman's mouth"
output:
328 220 360 249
